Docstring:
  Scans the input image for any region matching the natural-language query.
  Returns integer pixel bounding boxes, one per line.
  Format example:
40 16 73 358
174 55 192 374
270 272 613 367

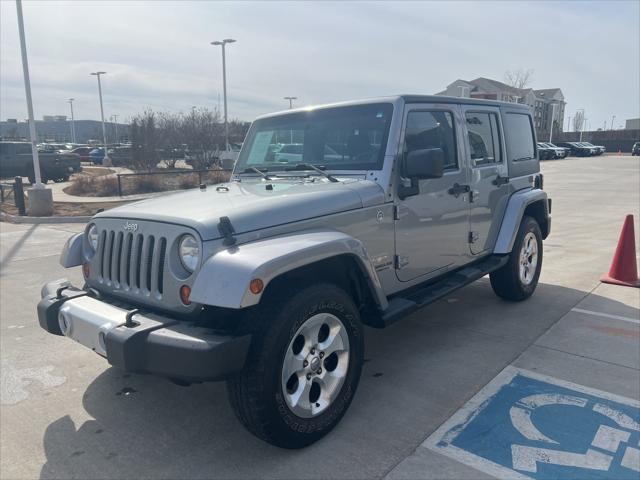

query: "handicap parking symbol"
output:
425 367 640 479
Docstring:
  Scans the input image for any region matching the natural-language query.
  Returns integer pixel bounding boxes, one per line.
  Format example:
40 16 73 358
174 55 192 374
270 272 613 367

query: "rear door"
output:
460 106 510 255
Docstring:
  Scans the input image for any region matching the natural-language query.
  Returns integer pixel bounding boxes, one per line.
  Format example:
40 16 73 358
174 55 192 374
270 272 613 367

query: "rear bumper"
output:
37 279 251 382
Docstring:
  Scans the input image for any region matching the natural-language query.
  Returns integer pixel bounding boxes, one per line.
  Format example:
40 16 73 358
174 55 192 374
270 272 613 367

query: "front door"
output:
395 105 470 282
460 106 510 255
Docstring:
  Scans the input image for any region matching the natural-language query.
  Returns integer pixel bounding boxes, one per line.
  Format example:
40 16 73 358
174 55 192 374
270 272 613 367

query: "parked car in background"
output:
108 145 132 166
0 141 79 183
538 142 568 159
89 148 105 164
556 142 593 157
536 143 554 160
68 146 92 162
579 142 605 155
632 142 640 156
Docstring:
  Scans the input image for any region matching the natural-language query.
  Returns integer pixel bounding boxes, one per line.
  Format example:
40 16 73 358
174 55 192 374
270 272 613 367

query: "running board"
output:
379 255 509 327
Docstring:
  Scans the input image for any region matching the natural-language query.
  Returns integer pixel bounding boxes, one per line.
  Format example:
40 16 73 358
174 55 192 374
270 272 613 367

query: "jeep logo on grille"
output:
123 221 138 232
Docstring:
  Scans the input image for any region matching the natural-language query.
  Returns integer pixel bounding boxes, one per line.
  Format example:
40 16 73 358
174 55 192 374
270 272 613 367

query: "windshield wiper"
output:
284 163 338 182
242 167 272 180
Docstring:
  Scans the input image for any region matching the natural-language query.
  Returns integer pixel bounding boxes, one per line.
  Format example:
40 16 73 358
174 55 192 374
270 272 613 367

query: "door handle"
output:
448 183 470 197
492 176 510 186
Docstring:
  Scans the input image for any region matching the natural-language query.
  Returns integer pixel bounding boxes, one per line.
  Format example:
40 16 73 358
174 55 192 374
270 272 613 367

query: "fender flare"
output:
494 188 550 254
60 232 84 267
190 230 388 310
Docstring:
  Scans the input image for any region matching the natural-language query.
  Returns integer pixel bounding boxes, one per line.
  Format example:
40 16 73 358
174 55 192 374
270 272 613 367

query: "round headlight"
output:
179 234 200 272
87 224 99 251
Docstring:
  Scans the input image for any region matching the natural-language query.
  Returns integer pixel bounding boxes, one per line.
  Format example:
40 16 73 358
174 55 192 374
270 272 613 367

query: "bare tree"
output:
130 110 160 171
504 68 534 89
157 112 183 168
181 108 224 169
573 110 585 132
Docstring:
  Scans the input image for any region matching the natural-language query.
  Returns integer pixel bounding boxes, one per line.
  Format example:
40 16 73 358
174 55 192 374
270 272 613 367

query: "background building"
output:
0 118 128 143
625 118 640 130
436 77 565 139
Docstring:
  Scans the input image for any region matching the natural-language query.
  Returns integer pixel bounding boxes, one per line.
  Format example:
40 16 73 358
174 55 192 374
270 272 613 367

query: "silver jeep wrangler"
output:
38 95 551 448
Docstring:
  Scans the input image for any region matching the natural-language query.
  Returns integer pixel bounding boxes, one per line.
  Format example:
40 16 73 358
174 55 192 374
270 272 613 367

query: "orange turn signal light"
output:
82 262 90 279
249 278 264 295
180 285 191 305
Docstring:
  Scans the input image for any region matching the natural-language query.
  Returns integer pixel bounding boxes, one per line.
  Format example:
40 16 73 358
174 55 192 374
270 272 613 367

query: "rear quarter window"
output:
503 113 535 162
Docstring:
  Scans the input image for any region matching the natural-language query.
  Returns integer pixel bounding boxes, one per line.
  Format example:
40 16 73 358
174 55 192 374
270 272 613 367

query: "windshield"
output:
235 103 393 172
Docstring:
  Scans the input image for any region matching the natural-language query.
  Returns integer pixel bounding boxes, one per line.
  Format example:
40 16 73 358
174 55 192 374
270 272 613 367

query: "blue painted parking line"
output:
424 367 640 479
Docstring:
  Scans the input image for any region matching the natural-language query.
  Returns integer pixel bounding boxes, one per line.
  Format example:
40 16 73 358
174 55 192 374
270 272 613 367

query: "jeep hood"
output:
95 178 385 240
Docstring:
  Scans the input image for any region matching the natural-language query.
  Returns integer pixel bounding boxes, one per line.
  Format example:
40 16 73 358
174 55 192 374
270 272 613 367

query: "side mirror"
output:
404 148 444 179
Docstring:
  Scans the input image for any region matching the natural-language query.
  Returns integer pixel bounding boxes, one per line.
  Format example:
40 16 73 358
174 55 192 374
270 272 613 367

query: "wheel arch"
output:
494 188 550 254
189 230 388 312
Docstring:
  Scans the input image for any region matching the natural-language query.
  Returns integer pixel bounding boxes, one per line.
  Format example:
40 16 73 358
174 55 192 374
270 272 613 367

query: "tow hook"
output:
125 309 140 328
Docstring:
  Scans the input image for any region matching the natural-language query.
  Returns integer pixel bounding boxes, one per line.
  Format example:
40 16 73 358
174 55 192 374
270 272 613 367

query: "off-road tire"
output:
227 283 364 449
490 216 543 301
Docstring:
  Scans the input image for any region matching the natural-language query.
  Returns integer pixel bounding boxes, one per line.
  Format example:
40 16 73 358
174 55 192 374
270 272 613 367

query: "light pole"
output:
284 96 297 109
577 108 585 141
68 98 76 143
610 115 616 131
91 71 111 165
211 38 236 151
16 0 43 189
111 114 119 144
567 115 572 132
548 103 557 143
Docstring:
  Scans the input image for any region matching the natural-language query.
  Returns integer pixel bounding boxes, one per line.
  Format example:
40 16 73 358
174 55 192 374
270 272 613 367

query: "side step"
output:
380 255 509 327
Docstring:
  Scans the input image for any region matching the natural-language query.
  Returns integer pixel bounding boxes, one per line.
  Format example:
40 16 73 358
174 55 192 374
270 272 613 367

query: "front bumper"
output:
37 279 251 382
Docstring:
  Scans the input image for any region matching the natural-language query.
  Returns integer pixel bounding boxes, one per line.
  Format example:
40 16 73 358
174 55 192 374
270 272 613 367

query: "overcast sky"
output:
1 1 639 130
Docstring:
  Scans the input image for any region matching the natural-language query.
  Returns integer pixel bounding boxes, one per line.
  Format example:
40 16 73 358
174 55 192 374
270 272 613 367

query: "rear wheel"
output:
490 216 543 301
227 283 364 448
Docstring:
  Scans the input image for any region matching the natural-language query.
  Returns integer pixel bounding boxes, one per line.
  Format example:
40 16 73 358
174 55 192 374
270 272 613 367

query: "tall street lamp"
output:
548 103 557 143
284 96 297 109
610 115 616 131
16 0 53 215
577 108 585 141
91 71 111 165
211 38 236 151
68 98 76 143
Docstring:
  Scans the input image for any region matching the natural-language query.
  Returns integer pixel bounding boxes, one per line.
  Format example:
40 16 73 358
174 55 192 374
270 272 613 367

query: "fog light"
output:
249 278 264 295
82 262 90 278
180 285 191 305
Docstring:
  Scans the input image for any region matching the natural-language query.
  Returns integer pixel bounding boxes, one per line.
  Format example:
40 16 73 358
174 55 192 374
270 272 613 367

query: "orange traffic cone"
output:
600 215 640 288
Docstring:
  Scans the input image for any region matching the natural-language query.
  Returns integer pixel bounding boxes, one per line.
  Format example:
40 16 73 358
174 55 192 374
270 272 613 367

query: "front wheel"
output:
490 216 543 301
227 283 364 448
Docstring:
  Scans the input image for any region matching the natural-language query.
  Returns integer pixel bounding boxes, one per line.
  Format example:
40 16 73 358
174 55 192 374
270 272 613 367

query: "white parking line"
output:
571 308 640 325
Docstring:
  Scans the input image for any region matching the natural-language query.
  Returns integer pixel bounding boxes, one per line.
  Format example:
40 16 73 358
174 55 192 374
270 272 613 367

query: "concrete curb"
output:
1 211 90 224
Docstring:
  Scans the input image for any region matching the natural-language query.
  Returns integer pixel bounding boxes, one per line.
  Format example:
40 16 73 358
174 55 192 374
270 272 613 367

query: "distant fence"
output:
552 129 640 153
115 168 233 196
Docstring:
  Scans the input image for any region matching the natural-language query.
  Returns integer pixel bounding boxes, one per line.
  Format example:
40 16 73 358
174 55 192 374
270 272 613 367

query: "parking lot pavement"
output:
1 156 638 479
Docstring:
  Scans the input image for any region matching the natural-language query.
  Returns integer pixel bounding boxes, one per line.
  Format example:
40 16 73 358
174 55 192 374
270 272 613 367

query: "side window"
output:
503 113 536 162
405 110 457 170
465 112 501 166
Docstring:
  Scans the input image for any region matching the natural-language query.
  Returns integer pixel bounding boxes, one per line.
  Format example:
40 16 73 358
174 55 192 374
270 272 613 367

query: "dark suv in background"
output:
0 141 80 183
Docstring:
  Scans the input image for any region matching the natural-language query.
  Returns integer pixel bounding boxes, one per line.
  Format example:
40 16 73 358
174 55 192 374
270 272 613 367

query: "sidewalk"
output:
386 282 640 480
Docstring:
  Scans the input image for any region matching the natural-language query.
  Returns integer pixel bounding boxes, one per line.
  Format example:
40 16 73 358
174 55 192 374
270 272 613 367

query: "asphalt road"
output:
1 155 638 479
